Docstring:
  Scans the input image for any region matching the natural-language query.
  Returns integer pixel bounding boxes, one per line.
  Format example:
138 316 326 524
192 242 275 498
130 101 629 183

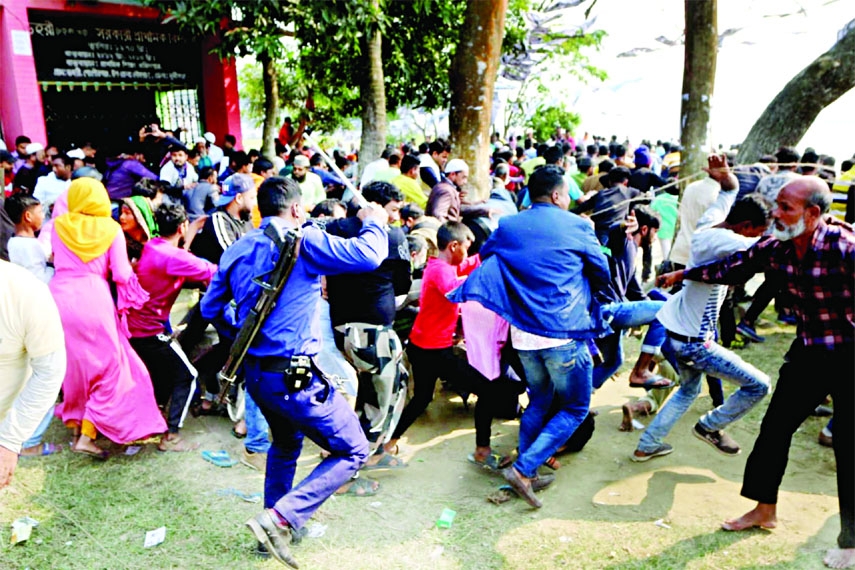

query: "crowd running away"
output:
1 123 852 570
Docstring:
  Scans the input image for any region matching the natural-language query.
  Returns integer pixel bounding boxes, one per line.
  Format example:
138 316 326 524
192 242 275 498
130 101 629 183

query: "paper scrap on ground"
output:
125 446 142 456
306 523 327 539
144 526 166 548
631 419 646 430
10 517 39 545
654 519 671 529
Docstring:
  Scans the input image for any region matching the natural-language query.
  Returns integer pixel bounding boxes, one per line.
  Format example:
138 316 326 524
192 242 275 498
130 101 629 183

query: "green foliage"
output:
527 104 581 142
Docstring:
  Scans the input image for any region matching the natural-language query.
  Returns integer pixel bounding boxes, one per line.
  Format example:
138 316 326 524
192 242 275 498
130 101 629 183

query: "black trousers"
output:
741 341 854 548
130 335 196 433
394 343 495 447
743 270 791 324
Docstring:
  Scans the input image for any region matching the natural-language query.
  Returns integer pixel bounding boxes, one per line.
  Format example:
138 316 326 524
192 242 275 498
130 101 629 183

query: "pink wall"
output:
0 1 47 147
0 0 241 149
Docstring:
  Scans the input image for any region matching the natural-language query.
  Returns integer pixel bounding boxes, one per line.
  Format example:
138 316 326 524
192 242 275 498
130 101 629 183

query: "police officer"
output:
201 176 389 568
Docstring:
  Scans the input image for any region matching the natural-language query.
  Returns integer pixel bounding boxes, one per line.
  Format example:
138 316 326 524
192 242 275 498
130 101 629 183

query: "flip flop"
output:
71 446 110 461
20 442 62 457
468 452 512 472
629 375 675 390
362 452 407 471
231 427 247 439
201 450 238 468
336 477 380 496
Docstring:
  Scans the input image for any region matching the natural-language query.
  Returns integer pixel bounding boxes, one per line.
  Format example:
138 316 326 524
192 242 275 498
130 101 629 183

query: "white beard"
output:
772 215 806 241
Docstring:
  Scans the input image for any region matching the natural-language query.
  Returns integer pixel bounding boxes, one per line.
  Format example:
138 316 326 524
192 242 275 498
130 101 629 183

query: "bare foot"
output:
722 504 777 531
620 401 652 432
158 434 199 452
824 548 855 569
335 477 380 496
72 435 109 459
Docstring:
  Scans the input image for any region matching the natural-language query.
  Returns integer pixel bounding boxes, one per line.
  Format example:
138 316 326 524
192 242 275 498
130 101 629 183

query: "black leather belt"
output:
667 331 706 344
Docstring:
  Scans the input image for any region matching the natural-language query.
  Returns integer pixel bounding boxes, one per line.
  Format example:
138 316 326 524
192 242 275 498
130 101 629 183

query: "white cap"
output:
194 136 207 144
25 142 44 155
444 158 468 174
0 139 6 151
67 148 86 159
203 132 216 144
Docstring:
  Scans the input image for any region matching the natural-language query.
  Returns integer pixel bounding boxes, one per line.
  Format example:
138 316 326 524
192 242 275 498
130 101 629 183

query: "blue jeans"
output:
22 406 55 449
245 358 369 529
515 340 592 478
593 300 666 389
637 336 770 453
244 390 271 454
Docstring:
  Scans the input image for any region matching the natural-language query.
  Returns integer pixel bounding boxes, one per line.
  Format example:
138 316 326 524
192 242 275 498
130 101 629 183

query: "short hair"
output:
528 165 566 201
805 184 833 214
536 143 549 157
247 149 260 160
187 147 201 159
198 166 215 181
380 146 395 160
543 146 564 165
232 150 251 169
311 199 345 218
253 158 274 174
406 234 427 256
429 140 449 155
598 159 614 173
388 152 402 167
632 205 660 232
15 135 31 147
361 180 404 206
132 178 161 199
4 194 40 224
775 146 800 166
401 202 424 221
224 134 237 145
309 153 324 167
586 144 597 155
494 162 510 178
725 194 773 227
154 203 188 236
758 154 776 164
168 144 187 155
608 166 631 185
418 142 429 155
437 221 474 250
52 154 73 167
400 154 420 173
257 176 302 217
842 159 854 172
598 145 609 156
615 144 626 157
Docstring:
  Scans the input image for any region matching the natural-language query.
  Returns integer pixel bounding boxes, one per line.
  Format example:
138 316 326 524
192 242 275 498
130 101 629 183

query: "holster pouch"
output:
284 355 313 391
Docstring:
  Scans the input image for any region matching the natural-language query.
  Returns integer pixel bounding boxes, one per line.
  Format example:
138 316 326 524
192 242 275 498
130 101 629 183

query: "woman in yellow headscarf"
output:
50 177 166 459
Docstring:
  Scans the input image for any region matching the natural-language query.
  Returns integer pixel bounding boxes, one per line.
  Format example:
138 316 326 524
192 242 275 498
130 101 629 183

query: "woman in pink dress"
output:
50 177 166 458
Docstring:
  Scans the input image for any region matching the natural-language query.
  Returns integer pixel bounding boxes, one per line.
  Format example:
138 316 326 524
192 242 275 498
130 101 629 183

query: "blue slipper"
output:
201 450 238 468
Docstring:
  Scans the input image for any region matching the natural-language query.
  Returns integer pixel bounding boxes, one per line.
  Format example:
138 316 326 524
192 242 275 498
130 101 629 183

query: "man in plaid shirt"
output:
658 176 853 569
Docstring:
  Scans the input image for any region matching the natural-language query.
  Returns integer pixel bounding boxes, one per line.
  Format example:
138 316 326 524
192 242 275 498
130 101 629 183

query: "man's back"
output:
669 176 720 266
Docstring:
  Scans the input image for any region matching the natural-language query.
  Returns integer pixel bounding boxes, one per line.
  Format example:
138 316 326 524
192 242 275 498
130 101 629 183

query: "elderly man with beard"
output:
291 154 325 211
660 176 854 570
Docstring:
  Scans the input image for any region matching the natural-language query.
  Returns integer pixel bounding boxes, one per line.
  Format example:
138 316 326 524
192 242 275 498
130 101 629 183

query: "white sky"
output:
569 0 854 162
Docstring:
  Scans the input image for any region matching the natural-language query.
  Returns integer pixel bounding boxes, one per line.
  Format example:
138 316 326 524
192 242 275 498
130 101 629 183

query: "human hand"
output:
704 153 731 185
624 212 639 235
656 269 685 289
0 445 19 489
357 202 389 225
188 215 207 235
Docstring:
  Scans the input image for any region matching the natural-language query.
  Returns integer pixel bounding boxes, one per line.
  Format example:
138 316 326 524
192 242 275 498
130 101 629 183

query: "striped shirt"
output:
685 219 855 350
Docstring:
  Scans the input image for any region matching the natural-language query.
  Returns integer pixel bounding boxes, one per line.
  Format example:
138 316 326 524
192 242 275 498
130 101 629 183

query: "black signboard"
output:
28 12 201 87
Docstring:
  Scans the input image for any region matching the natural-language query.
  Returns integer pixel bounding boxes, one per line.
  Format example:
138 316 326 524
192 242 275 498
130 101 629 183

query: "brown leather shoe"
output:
502 466 542 508
245 509 299 568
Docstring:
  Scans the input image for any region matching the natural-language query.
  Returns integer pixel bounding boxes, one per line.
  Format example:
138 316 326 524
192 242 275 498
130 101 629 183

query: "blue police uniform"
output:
201 216 388 529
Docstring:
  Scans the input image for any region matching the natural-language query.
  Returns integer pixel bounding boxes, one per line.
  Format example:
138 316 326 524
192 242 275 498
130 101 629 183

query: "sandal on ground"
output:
231 427 247 439
544 456 561 470
362 452 407 471
629 375 675 390
201 450 238 468
158 436 200 453
71 446 110 461
468 452 512 472
336 477 380 496
20 442 62 457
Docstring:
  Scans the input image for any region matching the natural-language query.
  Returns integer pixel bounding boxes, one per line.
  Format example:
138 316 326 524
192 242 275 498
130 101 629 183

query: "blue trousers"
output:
244 390 271 454
638 336 769 453
593 300 666 389
514 340 592 478
245 359 369 530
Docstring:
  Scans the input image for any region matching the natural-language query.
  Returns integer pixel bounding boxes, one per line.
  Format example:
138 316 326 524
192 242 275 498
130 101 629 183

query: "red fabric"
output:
409 255 480 349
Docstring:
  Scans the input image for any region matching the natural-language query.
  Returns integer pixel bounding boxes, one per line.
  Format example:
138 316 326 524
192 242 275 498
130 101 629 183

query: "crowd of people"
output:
0 122 852 569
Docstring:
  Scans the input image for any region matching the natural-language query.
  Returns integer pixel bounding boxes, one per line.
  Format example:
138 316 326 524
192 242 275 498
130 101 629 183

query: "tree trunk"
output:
359 0 387 179
260 52 280 160
679 0 717 183
449 0 508 202
737 20 855 164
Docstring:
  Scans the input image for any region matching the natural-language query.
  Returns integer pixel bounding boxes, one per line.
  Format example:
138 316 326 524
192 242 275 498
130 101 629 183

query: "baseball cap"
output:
0 139 6 151
0 150 14 164
25 142 44 156
444 158 468 174
203 132 216 144
216 173 255 207
293 154 310 168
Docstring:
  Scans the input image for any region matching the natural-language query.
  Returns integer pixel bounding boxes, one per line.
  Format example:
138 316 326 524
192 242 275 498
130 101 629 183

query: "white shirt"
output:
207 143 224 170
360 158 388 188
669 176 720 266
160 161 198 187
0 261 66 453
33 173 70 213
510 325 570 351
8 237 53 284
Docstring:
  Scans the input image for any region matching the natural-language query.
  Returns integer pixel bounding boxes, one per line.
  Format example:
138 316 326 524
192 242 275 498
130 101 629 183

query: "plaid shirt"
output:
684 219 854 350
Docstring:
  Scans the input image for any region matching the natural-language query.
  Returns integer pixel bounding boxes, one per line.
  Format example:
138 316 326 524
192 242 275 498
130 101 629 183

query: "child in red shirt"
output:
383 222 507 469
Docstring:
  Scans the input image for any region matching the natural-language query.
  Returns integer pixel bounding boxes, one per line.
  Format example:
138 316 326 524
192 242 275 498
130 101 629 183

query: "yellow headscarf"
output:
54 178 120 263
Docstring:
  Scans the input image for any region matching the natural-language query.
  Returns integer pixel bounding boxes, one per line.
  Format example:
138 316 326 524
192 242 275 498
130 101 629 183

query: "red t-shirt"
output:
409 255 480 350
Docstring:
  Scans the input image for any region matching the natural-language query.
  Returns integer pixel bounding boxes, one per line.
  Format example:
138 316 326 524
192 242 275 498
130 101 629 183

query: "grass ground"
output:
0 307 840 570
